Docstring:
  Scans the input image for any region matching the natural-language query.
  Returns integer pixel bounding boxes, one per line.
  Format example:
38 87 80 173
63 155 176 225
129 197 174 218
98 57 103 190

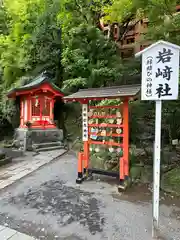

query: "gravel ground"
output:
0 152 179 240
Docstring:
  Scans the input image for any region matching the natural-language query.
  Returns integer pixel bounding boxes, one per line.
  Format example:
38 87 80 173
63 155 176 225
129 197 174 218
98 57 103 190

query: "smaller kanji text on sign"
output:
141 43 179 100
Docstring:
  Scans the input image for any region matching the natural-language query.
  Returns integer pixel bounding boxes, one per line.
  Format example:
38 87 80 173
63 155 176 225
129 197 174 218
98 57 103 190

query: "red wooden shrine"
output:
64 84 140 189
7 74 64 129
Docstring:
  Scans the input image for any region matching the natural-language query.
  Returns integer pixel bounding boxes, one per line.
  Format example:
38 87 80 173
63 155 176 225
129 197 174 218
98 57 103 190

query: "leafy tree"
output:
0 4 10 35
131 0 180 44
103 0 136 22
62 24 122 92
0 0 139 134
58 0 110 29
0 0 114 88
129 0 180 146
28 0 63 86
102 0 139 41
0 0 43 88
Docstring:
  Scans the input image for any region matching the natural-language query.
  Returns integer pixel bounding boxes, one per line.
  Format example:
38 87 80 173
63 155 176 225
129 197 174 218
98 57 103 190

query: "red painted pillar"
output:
123 99 129 178
76 152 83 184
84 140 89 172
120 157 125 181
40 95 43 126
27 96 31 123
50 98 54 122
82 101 89 175
20 98 24 128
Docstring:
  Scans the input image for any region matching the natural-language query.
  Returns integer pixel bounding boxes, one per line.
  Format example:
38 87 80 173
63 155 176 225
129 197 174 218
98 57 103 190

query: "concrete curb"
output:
0 225 36 240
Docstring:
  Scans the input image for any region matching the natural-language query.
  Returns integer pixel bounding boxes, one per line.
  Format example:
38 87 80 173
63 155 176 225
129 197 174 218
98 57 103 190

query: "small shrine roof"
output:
64 84 141 101
19 74 48 89
7 73 64 97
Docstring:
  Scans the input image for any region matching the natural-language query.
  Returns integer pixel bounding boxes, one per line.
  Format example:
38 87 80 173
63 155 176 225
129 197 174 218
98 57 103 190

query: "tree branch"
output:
74 0 89 23
164 0 174 18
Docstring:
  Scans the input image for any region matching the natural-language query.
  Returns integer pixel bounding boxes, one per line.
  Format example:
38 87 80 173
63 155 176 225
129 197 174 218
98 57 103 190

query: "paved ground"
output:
0 152 179 240
0 150 66 190
0 225 36 239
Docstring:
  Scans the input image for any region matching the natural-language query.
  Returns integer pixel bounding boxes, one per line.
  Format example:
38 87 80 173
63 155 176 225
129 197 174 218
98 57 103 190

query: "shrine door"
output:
31 96 51 126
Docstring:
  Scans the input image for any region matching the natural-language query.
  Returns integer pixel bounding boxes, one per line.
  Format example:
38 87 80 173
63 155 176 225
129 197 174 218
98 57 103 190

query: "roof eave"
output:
7 80 64 98
63 94 139 101
7 79 47 97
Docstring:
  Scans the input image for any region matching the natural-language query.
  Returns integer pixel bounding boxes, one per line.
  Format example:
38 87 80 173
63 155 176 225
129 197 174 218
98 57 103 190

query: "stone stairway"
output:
32 141 65 152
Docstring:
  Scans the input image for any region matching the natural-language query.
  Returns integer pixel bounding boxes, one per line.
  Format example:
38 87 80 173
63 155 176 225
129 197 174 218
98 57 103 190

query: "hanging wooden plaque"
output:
89 119 94 124
109 147 114 153
88 110 93 117
117 147 122 153
109 119 114 124
117 118 122 124
116 111 122 118
116 128 122 134
101 130 106 136
95 147 100 153
101 111 106 116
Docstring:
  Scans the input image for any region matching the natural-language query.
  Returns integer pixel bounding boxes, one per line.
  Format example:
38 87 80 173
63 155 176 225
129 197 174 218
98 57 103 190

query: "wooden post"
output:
50 98 54 122
123 99 129 178
76 152 83 184
20 99 24 127
152 100 162 237
84 141 89 175
119 157 125 181
39 95 42 123
82 101 89 176
27 96 31 123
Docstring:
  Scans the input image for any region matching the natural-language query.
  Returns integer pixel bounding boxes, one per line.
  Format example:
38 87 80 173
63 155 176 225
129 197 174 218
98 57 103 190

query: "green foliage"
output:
162 100 180 141
0 5 9 35
133 0 177 21
161 167 180 196
0 0 139 97
103 0 180 47
103 0 136 22
29 0 63 84
132 0 180 45
62 24 122 91
96 99 121 106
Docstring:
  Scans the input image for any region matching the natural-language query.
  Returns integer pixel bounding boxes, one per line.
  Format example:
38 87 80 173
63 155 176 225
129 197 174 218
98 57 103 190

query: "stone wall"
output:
13 127 64 150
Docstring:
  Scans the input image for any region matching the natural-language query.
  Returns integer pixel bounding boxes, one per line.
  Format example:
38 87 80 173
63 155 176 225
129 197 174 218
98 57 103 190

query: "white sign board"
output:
82 104 88 141
141 42 179 100
135 40 180 238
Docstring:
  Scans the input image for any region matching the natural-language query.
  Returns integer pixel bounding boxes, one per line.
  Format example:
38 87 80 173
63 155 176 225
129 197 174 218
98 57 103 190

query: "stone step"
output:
33 141 63 149
36 145 65 152
0 152 6 160
0 157 12 166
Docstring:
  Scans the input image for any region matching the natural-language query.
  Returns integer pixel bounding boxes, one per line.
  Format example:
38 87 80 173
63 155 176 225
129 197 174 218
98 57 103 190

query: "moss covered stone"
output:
161 167 180 196
130 166 142 181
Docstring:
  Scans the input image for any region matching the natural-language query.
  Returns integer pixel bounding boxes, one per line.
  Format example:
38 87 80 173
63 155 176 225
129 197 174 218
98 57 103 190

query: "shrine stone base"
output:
13 127 64 151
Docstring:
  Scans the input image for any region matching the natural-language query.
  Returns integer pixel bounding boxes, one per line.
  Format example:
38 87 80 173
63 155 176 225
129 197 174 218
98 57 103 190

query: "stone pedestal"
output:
13 127 64 150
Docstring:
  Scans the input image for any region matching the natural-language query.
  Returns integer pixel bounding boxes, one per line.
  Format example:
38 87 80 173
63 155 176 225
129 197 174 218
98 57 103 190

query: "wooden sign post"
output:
135 40 180 238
